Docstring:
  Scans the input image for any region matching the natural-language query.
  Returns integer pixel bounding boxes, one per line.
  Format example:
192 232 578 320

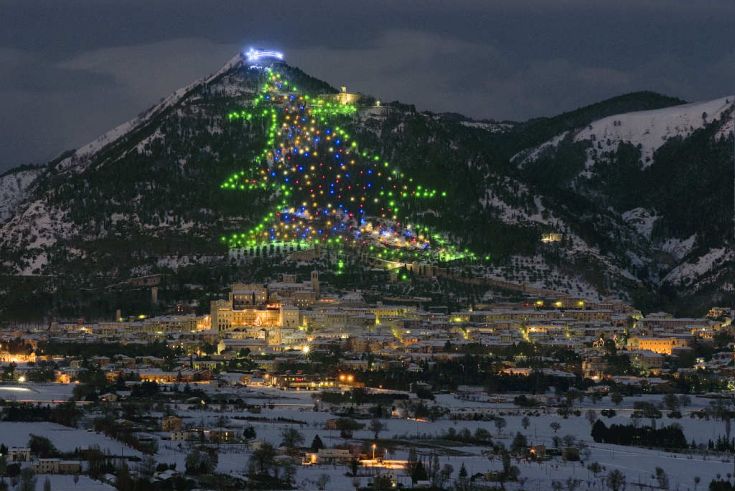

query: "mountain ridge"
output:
0 52 732 319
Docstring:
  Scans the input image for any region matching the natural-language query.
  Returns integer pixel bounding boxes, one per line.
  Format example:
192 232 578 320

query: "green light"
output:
217 65 474 263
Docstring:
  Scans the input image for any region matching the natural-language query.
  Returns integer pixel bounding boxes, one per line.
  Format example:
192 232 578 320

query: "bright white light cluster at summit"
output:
245 48 284 64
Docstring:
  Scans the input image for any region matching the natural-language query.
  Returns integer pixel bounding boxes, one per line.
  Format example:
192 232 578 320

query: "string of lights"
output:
220 67 475 263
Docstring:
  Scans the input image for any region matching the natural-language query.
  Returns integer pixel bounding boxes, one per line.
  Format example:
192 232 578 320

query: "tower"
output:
311 270 320 299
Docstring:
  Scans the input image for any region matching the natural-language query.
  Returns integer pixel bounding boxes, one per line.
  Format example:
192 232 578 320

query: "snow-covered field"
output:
1 384 731 490
0 383 75 402
149 387 733 490
0 422 142 457
27 475 114 491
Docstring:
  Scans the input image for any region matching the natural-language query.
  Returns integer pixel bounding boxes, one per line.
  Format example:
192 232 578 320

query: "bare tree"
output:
369 418 385 440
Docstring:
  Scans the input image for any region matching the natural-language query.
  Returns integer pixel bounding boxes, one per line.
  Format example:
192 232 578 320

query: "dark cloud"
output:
1 0 734 170
0 48 120 92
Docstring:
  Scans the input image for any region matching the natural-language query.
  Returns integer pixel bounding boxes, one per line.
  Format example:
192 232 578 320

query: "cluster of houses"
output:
4 447 82 475
0 273 732 393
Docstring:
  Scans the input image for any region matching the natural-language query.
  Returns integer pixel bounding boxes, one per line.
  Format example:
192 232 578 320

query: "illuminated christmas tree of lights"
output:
220 66 474 263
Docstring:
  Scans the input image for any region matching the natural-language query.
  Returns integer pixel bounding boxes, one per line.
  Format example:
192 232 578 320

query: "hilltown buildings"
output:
1 272 731 390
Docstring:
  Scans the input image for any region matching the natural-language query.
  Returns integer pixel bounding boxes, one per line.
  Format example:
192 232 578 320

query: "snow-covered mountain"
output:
575 96 733 168
0 52 732 317
514 94 735 311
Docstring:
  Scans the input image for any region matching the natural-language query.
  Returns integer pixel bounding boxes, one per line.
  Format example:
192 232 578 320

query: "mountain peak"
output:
51 51 250 176
1 52 732 318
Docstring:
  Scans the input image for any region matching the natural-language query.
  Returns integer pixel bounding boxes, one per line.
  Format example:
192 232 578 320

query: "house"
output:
99 393 118 402
303 448 353 465
7 447 30 462
162 415 183 432
206 428 238 443
582 356 608 380
628 336 690 355
628 350 665 373
529 445 546 460
32 459 83 474
170 430 197 441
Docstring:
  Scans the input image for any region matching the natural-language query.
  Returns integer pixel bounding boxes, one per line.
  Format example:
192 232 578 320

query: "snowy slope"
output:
0 53 250 276
460 120 514 133
0 167 41 222
0 51 729 312
516 95 734 169
55 53 245 175
576 95 734 167
663 247 734 286
621 207 659 240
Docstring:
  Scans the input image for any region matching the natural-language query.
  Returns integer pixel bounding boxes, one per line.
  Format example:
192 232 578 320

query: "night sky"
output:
1 0 734 171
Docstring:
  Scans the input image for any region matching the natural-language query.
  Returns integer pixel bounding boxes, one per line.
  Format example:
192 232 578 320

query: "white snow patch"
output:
56 53 245 174
621 207 659 239
576 96 734 167
0 168 40 222
512 131 569 165
460 120 514 133
659 234 697 261
664 247 732 284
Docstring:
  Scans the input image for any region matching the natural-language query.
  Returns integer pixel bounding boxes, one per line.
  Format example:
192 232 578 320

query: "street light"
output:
372 443 377 460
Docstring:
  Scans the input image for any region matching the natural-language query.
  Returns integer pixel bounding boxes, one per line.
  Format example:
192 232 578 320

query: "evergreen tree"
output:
310 434 324 452
591 420 607 442
511 432 528 455
280 428 304 452
115 463 133 491
249 442 277 477
243 426 257 440
457 463 469 491
410 460 428 483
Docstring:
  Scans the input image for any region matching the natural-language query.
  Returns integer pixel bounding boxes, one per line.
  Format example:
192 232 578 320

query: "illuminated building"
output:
210 279 310 341
210 300 281 332
541 232 563 243
626 336 690 355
